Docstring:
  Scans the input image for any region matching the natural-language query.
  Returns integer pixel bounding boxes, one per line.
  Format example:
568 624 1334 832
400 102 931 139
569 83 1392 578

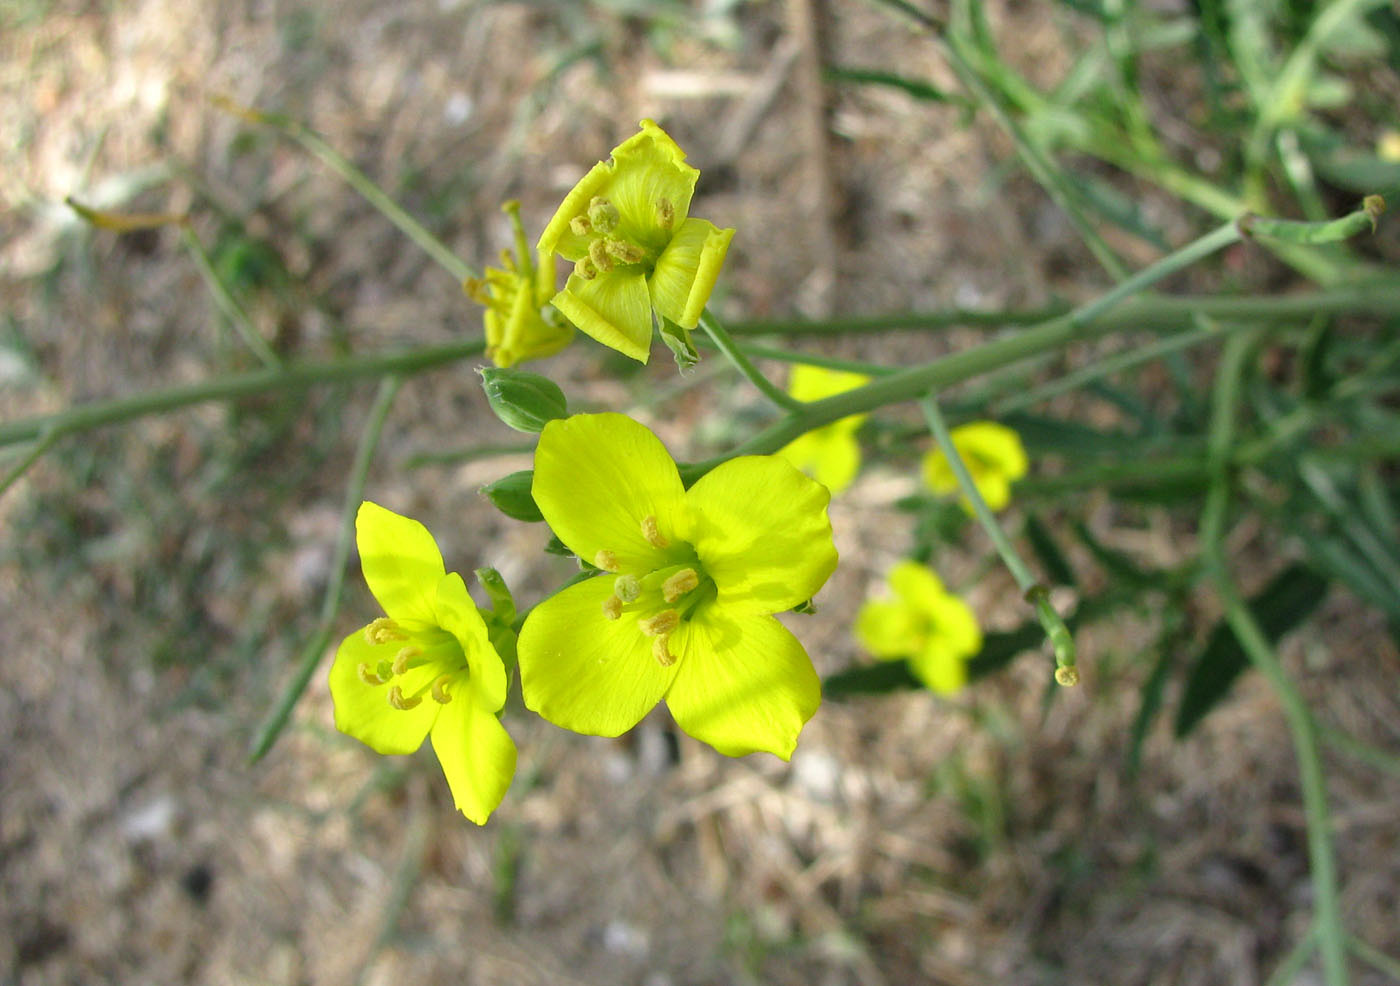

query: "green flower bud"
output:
480 470 544 522
479 367 568 433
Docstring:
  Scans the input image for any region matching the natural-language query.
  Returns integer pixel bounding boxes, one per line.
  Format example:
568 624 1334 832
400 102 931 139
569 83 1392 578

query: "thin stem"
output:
1200 332 1348 986
249 374 405 763
179 226 283 369
919 394 1077 682
1348 936 1400 981
0 339 485 449
1317 721 1400 778
214 96 477 284
724 284 1400 338
941 28 1130 281
0 429 64 501
1265 921 1318 986
697 310 804 412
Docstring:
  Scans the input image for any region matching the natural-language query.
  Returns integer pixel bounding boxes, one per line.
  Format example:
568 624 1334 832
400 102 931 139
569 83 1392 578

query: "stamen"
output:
602 594 623 620
603 238 645 264
594 549 620 572
574 257 598 280
431 674 454 704
364 617 408 645
587 196 620 233
638 609 680 637
613 574 641 603
387 686 421 711
570 215 592 236
641 515 669 548
588 238 614 273
653 635 677 667
656 198 674 231
392 646 420 676
662 568 699 603
357 663 387 686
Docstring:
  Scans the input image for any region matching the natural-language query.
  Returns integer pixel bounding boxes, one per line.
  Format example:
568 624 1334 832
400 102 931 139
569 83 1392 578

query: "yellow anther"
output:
614 574 641 603
1055 666 1080 687
588 238 614 273
364 617 408 645
595 549 620 572
662 568 699 603
431 674 453 704
570 215 592 236
639 609 680 637
587 196 620 233
387 686 421 711
604 238 645 264
357 663 387 686
656 198 674 231
392 646 420 676
653 635 677 667
641 515 669 548
574 257 597 280
602 594 623 620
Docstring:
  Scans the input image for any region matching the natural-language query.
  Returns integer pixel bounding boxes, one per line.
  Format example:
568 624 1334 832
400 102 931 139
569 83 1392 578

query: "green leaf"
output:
1127 636 1176 779
1174 564 1330 737
825 66 968 106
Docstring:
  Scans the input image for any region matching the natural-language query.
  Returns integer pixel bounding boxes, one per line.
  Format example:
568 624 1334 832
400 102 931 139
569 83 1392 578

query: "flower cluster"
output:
923 420 1028 512
855 560 981 694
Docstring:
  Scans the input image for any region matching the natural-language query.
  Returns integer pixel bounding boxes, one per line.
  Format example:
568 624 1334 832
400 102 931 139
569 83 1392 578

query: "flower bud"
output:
479 367 568 433
480 470 544 522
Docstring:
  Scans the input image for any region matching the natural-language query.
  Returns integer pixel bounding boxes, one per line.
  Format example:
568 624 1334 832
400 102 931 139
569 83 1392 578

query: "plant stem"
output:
697 310 804 411
724 283 1400 337
180 226 283 369
0 340 485 449
214 96 477 284
1200 332 1348 986
0 429 63 501
919 395 1077 682
249 374 404 763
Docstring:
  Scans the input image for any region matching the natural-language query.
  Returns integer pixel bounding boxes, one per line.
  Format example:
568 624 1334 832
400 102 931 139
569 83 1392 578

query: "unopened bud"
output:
479 366 569 433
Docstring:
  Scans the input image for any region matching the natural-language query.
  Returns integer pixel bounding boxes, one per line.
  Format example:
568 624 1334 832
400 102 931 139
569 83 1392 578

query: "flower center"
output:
594 514 716 666
567 195 672 281
356 618 468 711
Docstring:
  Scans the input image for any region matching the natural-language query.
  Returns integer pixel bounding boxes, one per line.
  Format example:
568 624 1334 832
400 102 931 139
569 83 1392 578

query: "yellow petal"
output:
430 699 517 824
551 269 654 363
355 501 445 626
648 218 735 329
664 609 820 759
328 629 437 755
517 576 678 736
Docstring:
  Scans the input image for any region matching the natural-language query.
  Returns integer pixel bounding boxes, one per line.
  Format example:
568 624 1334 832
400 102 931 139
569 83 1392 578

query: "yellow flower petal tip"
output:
922 420 1028 512
537 122 735 363
518 413 837 759
855 560 982 695
777 365 870 495
465 202 573 368
329 501 516 824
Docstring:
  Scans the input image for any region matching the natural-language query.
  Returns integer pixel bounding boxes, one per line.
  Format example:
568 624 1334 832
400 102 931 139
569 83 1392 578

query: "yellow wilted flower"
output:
465 201 573 368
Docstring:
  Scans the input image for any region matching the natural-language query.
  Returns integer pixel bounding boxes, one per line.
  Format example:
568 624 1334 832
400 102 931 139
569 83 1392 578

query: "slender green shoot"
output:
698 309 804 412
1200 332 1348 986
248 374 404 763
919 394 1077 683
213 95 477 284
179 226 283 369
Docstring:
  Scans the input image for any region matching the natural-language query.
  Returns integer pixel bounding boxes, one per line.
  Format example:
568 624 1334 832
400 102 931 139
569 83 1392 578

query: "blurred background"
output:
2 1 1399 984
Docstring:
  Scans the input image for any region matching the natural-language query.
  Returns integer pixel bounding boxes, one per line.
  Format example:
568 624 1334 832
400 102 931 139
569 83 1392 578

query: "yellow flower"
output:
328 502 516 824
777 365 870 494
855 561 982 694
465 201 573 368
536 120 735 363
922 421 1028 511
516 413 838 759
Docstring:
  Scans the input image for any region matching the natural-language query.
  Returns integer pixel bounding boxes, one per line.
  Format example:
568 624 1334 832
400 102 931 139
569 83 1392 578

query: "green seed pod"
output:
479 367 568 433
480 469 544 522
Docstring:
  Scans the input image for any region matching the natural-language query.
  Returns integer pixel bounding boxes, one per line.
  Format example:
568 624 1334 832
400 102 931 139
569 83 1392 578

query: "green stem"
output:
0 340 485 449
0 429 63 501
180 226 283 369
216 96 477 284
725 284 1400 338
1348 936 1400 981
941 28 1130 281
249 374 404 763
697 310 804 412
1266 921 1318 986
919 395 1077 682
1200 333 1348 986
